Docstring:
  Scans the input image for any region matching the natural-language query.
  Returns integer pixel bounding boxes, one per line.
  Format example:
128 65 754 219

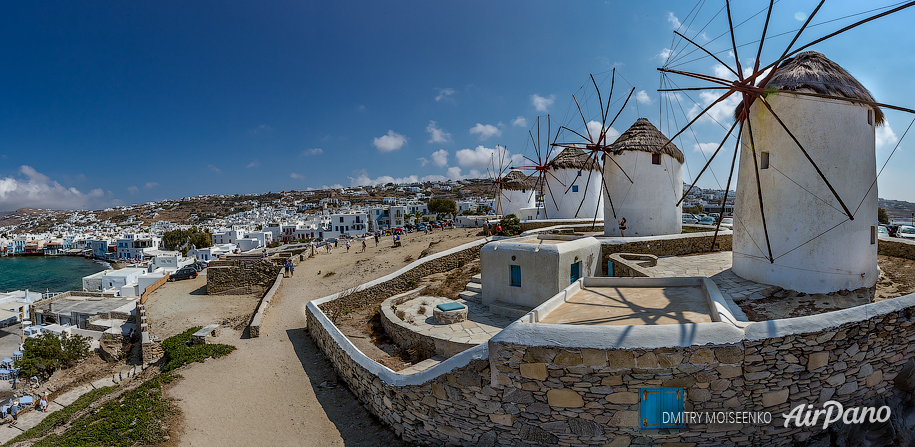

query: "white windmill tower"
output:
603 118 684 237
544 145 603 219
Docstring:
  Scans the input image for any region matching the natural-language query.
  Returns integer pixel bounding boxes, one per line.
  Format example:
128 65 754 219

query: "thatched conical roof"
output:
500 170 534 191
607 118 684 163
735 51 884 124
547 145 601 171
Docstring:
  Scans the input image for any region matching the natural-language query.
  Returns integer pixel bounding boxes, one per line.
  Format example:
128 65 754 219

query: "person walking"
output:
40 394 49 413
374 233 379 247
8 401 18 426
290 262 295 277
618 217 627 237
361 239 367 253
346 240 351 253
496 223 503 236
283 261 290 278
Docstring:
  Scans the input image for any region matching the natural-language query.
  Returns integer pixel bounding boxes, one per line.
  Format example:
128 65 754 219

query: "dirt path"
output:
165 228 482 446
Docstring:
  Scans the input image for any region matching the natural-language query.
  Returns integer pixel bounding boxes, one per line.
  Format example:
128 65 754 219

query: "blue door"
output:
570 262 581 283
510 265 521 287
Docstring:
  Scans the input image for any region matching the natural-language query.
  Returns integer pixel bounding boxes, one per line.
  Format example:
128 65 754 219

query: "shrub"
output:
498 214 522 236
16 332 91 380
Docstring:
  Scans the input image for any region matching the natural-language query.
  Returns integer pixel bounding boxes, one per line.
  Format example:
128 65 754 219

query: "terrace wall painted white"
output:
480 236 601 308
732 92 877 293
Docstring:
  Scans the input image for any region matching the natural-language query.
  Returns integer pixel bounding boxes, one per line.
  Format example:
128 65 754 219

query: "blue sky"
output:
1 0 914 211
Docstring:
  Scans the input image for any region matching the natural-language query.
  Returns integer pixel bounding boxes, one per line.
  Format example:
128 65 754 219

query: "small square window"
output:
651 153 661 165
760 151 770 170
510 265 521 287
572 185 579 193
577 170 582 176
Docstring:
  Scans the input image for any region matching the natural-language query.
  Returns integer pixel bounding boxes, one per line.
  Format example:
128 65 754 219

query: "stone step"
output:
489 300 534 320
399 355 447 375
464 282 483 293
458 290 482 304
469 274 482 284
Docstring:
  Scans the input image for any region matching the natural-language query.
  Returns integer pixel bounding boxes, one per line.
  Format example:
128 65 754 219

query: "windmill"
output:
551 68 638 226
658 0 915 293
485 147 535 218
509 115 565 220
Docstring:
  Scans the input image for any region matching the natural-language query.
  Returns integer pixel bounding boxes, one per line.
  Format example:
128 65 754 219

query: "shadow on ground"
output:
286 327 409 447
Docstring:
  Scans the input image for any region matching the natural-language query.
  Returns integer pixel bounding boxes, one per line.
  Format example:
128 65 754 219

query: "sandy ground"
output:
154 228 482 446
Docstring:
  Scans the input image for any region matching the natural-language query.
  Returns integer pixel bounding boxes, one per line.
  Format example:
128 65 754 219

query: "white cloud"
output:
426 121 452 143
656 48 673 61
511 116 528 127
0 165 107 211
208 165 221 173
667 12 682 29
586 121 620 143
417 157 429 167
877 122 898 149
127 186 139 195
373 130 408 152
246 160 260 168
469 123 502 141
431 149 449 167
447 166 463 180
635 90 652 105
686 90 742 125
291 173 304 179
531 94 555 112
301 148 323 157
145 182 159 188
455 145 523 170
435 88 455 102
348 170 420 187
421 174 449 182
693 142 720 155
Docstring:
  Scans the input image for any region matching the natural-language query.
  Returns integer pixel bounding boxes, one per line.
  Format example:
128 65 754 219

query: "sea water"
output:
0 256 108 293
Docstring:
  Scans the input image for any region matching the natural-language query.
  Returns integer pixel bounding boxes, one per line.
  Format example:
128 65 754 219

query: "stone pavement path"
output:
0 371 132 444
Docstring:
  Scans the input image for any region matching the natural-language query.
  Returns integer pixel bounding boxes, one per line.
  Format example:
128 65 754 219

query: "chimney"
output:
48 302 54 313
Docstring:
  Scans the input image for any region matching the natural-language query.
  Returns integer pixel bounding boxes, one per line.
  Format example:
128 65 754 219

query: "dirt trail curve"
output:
167 229 482 446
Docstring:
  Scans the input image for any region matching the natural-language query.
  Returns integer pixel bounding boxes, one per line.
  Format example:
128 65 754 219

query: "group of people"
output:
5 393 49 427
283 260 295 277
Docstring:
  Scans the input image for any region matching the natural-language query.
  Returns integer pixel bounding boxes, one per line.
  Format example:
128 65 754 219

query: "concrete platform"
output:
538 284 714 326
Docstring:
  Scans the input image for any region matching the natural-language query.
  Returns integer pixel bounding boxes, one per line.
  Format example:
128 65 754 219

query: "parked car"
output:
697 216 716 226
719 217 734 229
682 215 698 224
897 225 915 239
878 225 889 237
708 213 721 221
169 267 198 281
886 224 900 237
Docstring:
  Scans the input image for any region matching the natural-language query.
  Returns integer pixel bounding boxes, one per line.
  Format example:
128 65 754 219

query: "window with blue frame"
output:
640 388 683 429
577 170 582 176
570 262 581 283
572 185 579 192
510 265 521 287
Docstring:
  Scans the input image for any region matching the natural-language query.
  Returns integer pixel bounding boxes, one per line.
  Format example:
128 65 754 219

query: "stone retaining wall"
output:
521 219 604 233
878 236 915 260
206 258 282 295
379 286 476 358
318 238 496 320
599 232 732 275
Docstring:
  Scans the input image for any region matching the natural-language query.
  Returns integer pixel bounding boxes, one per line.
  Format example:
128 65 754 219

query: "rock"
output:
866 371 883 388
827 374 846 387
690 348 715 364
636 353 658 368
837 381 858 395
547 389 584 408
569 417 604 437
520 363 548 381
715 346 743 364
608 350 635 369
762 389 789 407
520 424 559 444
605 436 631 447
717 365 742 379
581 348 608 367
688 388 711 402
607 392 639 405
489 413 513 426
554 350 583 366
896 359 915 392
808 352 830 372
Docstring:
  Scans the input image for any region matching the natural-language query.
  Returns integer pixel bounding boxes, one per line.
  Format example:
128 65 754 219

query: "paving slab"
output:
0 425 24 443
15 408 49 431
92 376 117 389
54 384 94 406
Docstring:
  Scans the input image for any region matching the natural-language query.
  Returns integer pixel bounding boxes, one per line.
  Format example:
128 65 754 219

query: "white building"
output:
731 51 879 294
544 146 604 219
115 234 161 260
325 213 369 238
603 118 684 237
480 236 602 310
496 170 536 218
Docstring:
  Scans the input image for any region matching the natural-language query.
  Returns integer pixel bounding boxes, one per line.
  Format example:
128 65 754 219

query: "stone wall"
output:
599 232 732 275
521 219 604 233
318 238 493 320
379 286 476 358
878 236 915 260
206 258 282 295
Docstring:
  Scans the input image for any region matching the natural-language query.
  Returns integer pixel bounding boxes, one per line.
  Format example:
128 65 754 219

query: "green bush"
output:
5 385 116 445
160 327 236 373
16 333 91 380
498 214 522 236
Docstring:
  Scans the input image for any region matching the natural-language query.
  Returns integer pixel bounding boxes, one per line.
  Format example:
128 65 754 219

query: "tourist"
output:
283 261 290 277
290 262 295 277
8 401 18 426
374 233 379 246
496 223 503 236
40 394 48 413
361 239 367 253
346 240 351 253
334 239 338 248
619 217 627 237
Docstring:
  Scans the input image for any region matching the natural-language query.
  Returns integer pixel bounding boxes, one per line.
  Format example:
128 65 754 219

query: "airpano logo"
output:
782 401 891 429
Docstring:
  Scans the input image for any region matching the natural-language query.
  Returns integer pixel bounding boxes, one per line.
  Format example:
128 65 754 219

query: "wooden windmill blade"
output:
659 0 915 261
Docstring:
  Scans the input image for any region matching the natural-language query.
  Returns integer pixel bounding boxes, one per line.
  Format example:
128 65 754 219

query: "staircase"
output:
458 274 533 319
458 274 482 303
